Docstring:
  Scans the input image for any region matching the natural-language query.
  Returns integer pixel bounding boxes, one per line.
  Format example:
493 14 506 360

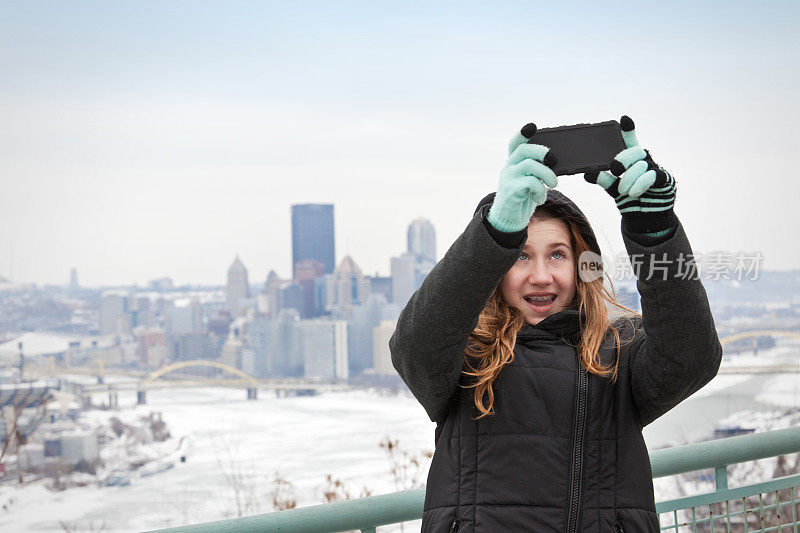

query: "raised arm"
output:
391 123 558 422
623 222 722 426
390 207 522 422
585 115 722 426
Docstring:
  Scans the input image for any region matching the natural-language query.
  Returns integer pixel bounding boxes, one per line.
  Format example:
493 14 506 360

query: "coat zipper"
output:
565 366 588 533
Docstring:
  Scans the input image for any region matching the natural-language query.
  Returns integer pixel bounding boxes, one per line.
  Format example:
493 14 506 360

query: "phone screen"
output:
530 121 625 176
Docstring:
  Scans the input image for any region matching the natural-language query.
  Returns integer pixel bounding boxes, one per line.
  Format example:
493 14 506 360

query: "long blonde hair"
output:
462 207 636 419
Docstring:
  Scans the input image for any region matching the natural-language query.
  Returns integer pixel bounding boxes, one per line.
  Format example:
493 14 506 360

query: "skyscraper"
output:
166 298 203 334
300 319 348 380
227 256 250 318
390 253 416 308
294 259 325 318
69 268 79 291
391 218 438 308
262 270 283 318
407 218 436 263
325 256 371 318
99 292 131 336
373 320 398 376
291 204 335 278
278 282 304 316
348 293 388 376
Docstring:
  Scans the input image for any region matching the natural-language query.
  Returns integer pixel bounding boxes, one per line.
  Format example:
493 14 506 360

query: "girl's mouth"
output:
523 294 556 308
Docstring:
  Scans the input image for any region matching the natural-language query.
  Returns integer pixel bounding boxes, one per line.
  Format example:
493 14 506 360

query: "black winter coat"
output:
390 206 722 532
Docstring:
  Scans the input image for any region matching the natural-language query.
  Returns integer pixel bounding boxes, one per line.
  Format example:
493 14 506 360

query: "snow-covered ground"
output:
0 388 436 532
0 342 797 532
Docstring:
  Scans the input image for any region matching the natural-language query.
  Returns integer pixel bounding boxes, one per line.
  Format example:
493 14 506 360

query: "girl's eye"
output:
517 253 529 261
552 251 565 260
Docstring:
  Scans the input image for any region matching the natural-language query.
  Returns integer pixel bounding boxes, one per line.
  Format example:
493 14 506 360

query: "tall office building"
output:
166 298 203 334
220 336 243 370
407 218 436 263
294 259 326 318
172 332 214 361
373 320 398 376
262 270 283 318
246 309 302 378
391 218 438 308
226 256 250 318
99 292 131 336
69 268 79 291
300 319 348 380
136 328 168 368
390 253 416 309
366 274 392 303
291 204 335 278
134 296 154 329
279 282 304 317
325 256 371 318
348 294 388 377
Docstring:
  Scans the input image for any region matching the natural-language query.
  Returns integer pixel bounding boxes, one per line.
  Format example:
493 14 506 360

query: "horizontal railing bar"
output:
650 426 800 478
151 488 425 533
656 474 800 513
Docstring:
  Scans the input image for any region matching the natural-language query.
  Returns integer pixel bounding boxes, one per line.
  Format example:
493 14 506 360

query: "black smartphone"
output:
528 120 626 176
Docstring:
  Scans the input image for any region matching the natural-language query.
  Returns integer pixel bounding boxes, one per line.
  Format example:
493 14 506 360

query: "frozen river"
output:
1 387 436 532
1 343 798 531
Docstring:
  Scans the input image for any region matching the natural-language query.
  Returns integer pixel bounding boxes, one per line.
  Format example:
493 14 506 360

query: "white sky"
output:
1 1 799 286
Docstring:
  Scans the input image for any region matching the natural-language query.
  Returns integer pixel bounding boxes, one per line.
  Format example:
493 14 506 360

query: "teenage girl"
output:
390 116 722 532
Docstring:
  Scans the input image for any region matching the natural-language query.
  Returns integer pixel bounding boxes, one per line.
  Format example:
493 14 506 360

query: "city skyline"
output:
2 2 799 286
4 206 800 290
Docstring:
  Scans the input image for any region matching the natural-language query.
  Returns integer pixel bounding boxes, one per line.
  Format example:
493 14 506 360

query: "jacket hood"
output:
474 189 602 256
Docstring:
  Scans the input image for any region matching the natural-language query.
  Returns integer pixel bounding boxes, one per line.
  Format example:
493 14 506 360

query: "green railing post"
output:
715 465 728 490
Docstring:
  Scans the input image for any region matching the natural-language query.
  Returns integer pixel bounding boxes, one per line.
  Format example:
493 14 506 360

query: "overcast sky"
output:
2 1 799 287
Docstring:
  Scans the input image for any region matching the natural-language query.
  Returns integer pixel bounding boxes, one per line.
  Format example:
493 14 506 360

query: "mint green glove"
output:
487 123 558 233
584 116 677 238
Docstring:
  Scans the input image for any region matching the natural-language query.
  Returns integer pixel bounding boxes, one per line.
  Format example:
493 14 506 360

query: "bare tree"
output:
1 386 50 479
213 434 262 517
378 436 432 533
379 436 433 492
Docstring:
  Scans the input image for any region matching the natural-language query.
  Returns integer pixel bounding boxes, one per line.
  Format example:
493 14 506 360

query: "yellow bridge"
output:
38 359 350 405
719 329 800 346
28 329 800 405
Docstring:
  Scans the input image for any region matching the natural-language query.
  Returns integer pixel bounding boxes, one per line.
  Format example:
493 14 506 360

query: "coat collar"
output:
516 309 583 343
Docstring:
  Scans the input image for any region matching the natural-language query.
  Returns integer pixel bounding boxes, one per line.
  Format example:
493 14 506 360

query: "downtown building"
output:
99 292 132 337
241 312 346 381
391 218 437 308
291 204 335 318
324 256 371 319
226 256 250 319
291 204 335 278
407 218 436 263
347 293 401 377
298 319 348 380
243 309 303 378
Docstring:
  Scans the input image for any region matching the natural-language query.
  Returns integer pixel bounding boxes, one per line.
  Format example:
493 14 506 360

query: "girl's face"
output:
500 217 577 325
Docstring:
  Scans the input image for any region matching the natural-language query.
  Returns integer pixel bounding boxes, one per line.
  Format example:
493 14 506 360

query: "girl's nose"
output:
527 261 553 285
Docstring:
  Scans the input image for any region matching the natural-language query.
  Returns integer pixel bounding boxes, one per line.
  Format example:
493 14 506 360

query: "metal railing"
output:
651 427 800 531
155 426 800 533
